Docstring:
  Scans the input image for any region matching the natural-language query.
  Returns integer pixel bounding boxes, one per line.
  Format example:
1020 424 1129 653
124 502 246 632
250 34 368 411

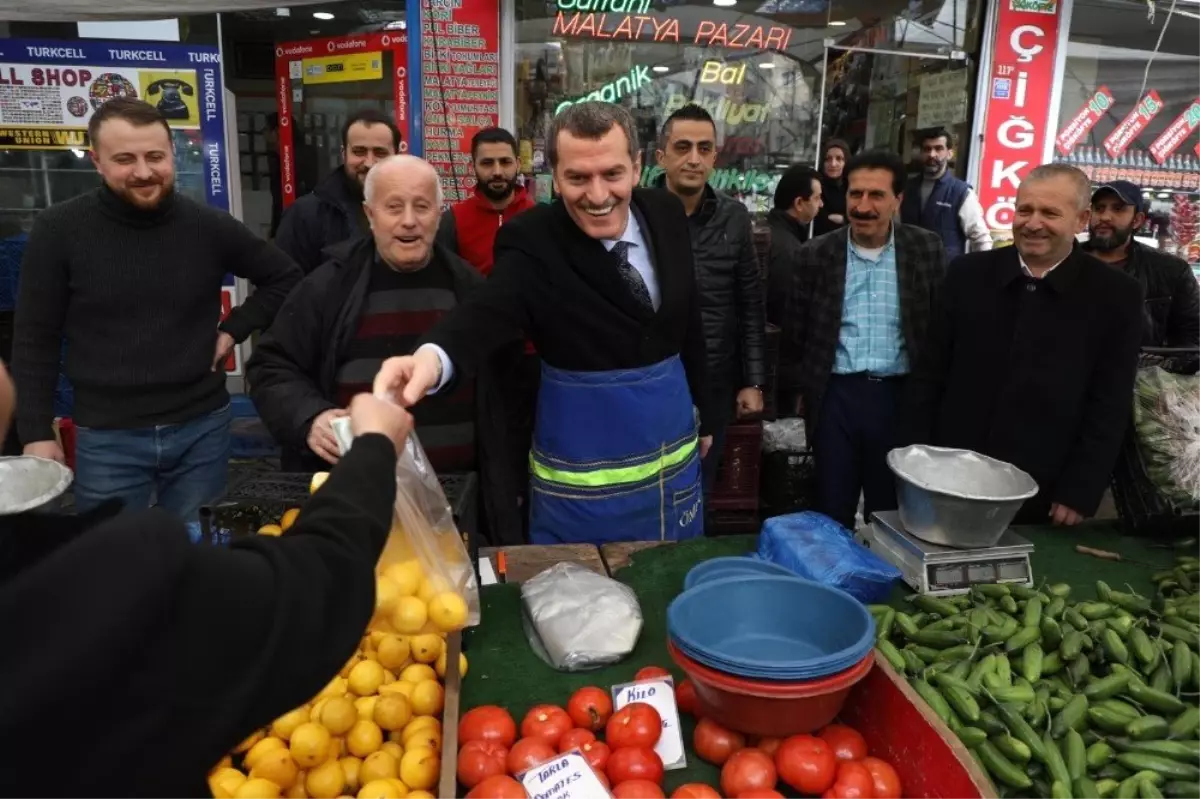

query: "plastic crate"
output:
706 507 760 535
710 421 763 509
760 449 817 519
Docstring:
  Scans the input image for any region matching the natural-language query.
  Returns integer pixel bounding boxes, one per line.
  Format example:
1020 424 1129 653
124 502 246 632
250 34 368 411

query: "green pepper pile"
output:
869 556 1200 799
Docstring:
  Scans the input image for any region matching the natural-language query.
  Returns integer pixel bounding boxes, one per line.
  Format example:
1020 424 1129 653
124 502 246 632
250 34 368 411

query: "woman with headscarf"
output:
813 139 850 237
0 358 413 797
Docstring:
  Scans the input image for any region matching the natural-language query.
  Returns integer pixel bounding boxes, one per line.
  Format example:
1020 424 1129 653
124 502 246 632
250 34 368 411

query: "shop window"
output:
1052 0 1200 260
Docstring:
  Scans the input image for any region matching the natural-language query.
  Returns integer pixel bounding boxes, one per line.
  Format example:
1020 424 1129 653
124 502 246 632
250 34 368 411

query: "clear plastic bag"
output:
334 416 481 630
1133 366 1200 507
520 562 643 671
755 511 901 603
763 418 808 454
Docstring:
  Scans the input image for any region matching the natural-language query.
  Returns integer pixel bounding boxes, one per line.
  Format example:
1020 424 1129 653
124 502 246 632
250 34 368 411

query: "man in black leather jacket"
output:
1083 181 1199 347
655 104 766 496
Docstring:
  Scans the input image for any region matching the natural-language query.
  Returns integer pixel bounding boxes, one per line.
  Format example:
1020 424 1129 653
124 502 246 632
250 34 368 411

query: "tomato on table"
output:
567 686 614 732
720 748 778 797
520 704 573 749
606 702 663 749
675 679 699 717
464 774 527 799
819 724 868 762
457 739 509 789
736 791 785 798
752 737 782 757
593 768 611 790
459 705 518 749
612 779 666 798
693 717 746 766
606 746 664 785
670 783 722 798
775 734 837 795
823 760 875 798
860 756 902 799
635 665 672 681
557 728 597 754
506 737 557 776
580 739 611 772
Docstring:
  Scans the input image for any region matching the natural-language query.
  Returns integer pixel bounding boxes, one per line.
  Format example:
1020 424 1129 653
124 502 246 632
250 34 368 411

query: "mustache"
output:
849 210 879 220
128 178 163 187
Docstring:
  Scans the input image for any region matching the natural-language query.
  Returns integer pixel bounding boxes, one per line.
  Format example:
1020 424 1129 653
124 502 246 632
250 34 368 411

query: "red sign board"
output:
274 32 408 208
421 0 501 202
1148 98 1200 164
1056 86 1114 155
973 0 1067 230
1103 90 1164 159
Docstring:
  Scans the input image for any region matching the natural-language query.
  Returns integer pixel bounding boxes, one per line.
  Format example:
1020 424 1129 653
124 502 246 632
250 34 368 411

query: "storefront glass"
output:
1051 0 1200 261
511 0 984 209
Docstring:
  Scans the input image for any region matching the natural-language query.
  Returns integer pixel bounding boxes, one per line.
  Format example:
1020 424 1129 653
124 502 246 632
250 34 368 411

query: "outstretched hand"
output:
349 393 414 453
373 347 442 407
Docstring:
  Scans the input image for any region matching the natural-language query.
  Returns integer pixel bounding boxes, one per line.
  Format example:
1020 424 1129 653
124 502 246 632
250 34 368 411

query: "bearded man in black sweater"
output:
12 98 300 528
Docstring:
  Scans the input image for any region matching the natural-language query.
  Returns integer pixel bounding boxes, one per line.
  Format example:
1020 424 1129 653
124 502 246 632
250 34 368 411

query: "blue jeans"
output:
73 403 232 537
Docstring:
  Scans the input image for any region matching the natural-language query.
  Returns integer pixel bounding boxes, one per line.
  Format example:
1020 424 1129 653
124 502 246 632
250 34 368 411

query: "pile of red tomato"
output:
454 665 903 799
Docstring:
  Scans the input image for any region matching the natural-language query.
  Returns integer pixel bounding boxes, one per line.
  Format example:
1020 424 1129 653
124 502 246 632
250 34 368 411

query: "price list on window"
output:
420 0 500 202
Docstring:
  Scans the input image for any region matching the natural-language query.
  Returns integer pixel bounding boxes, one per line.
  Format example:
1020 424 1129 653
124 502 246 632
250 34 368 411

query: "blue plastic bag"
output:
754 512 901 603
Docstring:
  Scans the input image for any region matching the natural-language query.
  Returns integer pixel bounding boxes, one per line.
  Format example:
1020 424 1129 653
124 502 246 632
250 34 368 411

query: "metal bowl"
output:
0 456 73 515
886 445 1039 549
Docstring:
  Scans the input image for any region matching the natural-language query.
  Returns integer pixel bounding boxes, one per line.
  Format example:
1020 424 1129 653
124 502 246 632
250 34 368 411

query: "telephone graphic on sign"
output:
138 70 200 126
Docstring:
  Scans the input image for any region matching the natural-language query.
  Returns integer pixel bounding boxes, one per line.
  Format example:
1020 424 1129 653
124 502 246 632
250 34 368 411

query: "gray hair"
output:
363 153 444 207
547 101 640 170
1024 163 1092 212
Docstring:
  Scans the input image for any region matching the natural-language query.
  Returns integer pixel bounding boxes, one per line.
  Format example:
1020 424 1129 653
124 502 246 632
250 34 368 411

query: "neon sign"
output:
552 5 791 50
699 60 747 85
555 65 651 114
640 165 779 194
664 93 769 125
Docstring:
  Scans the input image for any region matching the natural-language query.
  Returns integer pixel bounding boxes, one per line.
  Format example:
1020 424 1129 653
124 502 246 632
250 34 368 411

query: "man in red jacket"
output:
436 127 535 274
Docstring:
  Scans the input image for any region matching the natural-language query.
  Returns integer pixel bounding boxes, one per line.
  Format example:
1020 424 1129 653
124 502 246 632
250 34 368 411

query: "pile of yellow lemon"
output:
210 474 472 799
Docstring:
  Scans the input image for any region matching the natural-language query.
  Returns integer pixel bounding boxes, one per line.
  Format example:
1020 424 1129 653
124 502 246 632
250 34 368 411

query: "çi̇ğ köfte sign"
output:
554 0 791 50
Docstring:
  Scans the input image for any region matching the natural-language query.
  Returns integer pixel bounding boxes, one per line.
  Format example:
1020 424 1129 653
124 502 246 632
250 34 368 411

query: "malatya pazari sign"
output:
554 0 792 50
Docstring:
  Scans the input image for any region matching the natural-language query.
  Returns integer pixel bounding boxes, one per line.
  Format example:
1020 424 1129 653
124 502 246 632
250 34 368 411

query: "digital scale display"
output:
928 558 1030 590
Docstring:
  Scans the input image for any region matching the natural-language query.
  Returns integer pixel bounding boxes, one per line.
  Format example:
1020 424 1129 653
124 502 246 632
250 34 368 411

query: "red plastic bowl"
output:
667 639 874 737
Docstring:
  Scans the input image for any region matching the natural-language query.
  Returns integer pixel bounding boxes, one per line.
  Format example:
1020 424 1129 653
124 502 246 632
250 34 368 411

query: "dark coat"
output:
245 237 524 545
813 174 847 237
782 223 947 433
1083 239 1200 348
765 208 808 327
421 188 713 434
902 244 1145 519
275 169 367 275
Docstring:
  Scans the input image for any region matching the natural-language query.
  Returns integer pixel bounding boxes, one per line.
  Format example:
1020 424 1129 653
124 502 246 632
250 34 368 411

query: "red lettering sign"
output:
972 1 1066 231
1148 98 1200 164
1055 86 1114 155
1103 90 1164 159
275 67 296 207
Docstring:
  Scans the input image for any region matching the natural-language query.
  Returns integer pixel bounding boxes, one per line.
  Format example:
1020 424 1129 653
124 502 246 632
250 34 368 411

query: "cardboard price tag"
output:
521 752 612 799
612 678 687 770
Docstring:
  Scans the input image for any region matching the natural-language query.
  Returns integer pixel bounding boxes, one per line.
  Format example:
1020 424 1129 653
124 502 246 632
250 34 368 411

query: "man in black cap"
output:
1084 180 1199 347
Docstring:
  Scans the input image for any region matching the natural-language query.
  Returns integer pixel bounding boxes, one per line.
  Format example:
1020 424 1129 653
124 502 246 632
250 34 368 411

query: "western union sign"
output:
0 126 89 149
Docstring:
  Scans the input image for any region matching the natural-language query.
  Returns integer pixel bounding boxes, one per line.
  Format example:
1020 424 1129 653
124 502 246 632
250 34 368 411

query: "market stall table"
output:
458 521 1179 796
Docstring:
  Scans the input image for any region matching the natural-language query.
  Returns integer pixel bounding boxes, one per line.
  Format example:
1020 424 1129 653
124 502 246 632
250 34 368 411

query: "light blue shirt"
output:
422 209 659 393
832 227 909 376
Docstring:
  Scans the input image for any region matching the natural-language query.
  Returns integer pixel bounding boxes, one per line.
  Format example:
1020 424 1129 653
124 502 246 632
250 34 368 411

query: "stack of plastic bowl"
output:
667 560 876 737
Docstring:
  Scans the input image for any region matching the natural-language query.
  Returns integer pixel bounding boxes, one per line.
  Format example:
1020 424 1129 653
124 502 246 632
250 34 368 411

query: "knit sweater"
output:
12 186 301 442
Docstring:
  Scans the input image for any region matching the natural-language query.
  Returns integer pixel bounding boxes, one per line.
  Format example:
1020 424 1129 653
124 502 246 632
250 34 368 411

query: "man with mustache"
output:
275 108 402 274
1083 180 1198 347
11 98 299 529
904 164 1144 527
782 150 946 530
654 103 766 498
371 102 712 545
437 127 535 275
900 128 992 259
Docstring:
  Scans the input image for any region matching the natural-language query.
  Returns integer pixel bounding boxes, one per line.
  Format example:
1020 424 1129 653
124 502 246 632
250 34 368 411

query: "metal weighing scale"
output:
863 510 1035 597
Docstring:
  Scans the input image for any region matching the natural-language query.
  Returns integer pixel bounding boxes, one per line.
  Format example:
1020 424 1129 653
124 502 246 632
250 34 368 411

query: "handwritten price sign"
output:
521 752 612 799
1103 90 1164 159
611 678 687 770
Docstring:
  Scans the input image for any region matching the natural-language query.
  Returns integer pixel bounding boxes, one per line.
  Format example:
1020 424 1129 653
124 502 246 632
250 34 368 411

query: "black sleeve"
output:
436 211 459 256
1165 257 1200 347
765 241 793 328
274 199 323 276
172 433 397 754
680 251 713 437
245 273 338 450
779 243 815 393
732 211 767 388
900 265 957 446
215 212 303 342
12 211 69 444
1053 283 1145 515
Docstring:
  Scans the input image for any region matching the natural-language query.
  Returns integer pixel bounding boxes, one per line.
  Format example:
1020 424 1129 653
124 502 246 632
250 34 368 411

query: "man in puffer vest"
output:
900 127 993 259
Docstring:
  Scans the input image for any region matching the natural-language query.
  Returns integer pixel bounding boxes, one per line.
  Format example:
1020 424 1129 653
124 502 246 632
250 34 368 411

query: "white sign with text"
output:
611 678 687 769
521 752 612 799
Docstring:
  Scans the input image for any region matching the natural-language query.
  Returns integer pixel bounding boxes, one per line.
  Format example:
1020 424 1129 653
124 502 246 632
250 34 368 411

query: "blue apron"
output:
528 355 704 545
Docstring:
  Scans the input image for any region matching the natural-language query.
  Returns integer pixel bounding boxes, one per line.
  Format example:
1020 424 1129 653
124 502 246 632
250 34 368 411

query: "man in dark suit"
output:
782 150 947 530
904 164 1144 526
371 102 711 545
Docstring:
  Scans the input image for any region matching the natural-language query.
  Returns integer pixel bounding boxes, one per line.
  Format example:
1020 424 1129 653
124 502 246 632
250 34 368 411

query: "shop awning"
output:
0 0 331 21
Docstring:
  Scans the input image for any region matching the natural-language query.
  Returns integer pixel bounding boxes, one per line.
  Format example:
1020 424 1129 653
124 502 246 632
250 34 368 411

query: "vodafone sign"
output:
974 1 1067 231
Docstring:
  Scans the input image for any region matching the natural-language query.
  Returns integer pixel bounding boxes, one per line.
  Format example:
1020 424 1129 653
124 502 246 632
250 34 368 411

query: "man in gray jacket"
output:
655 103 766 498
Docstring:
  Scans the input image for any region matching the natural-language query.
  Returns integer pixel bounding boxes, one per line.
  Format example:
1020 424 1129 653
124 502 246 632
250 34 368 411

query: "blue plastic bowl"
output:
667 575 875 678
683 557 798 590
668 633 867 680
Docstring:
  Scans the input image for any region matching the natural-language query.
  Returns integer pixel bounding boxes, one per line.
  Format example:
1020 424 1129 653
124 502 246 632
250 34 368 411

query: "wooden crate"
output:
437 631 464 799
